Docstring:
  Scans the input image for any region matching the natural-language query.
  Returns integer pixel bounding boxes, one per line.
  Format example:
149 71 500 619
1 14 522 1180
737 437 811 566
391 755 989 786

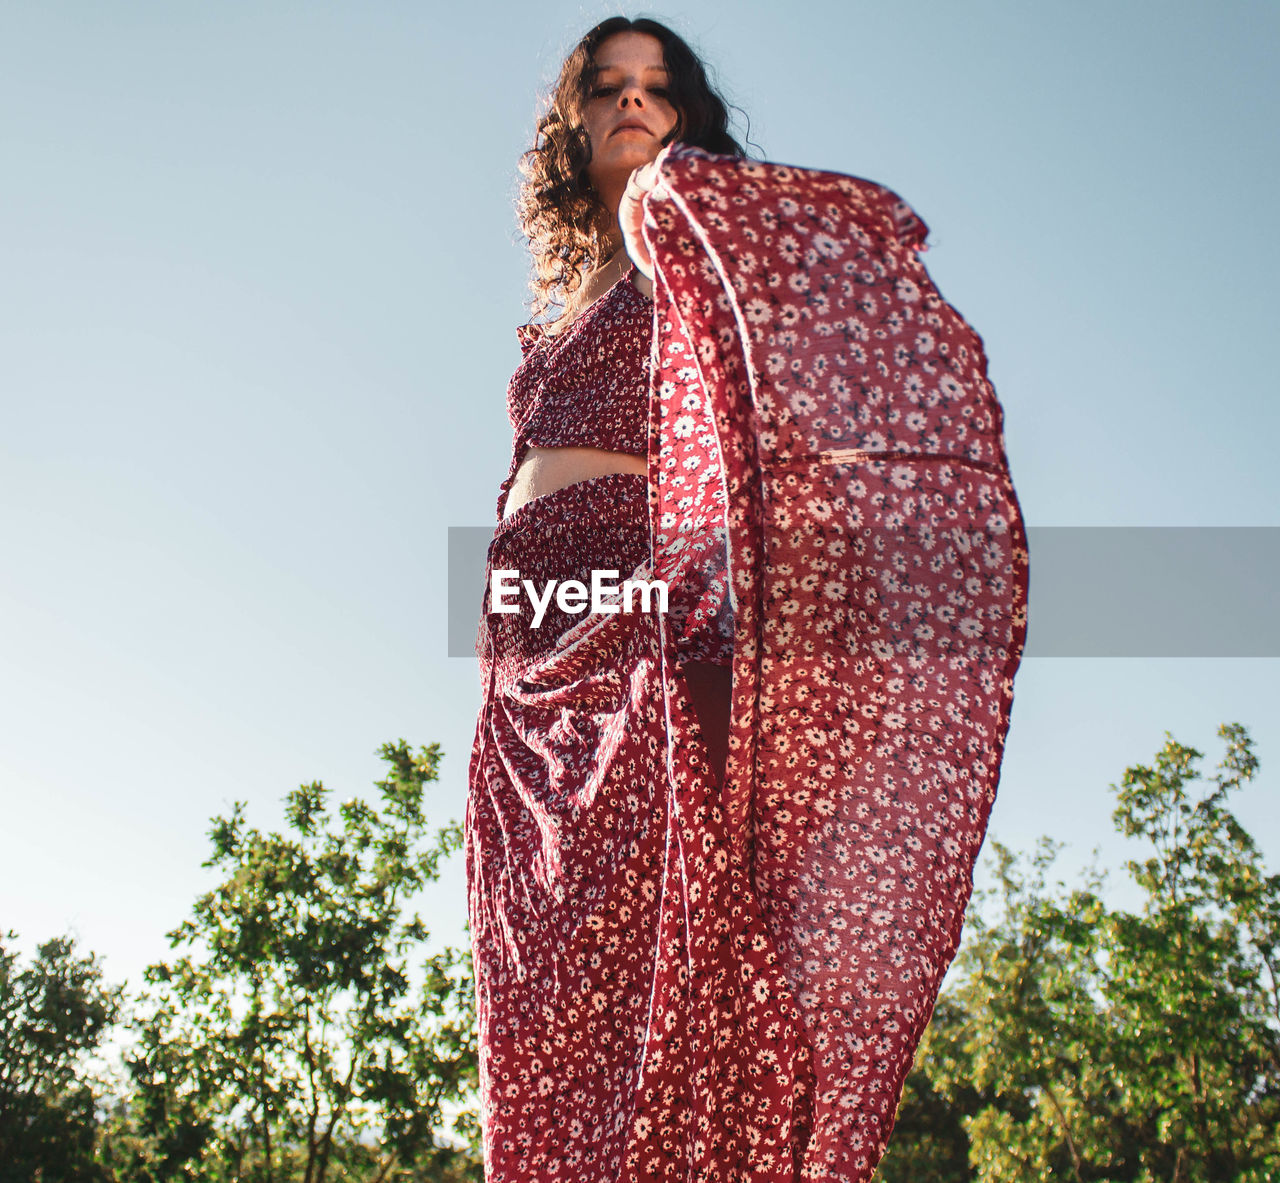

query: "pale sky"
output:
3 1 1277 993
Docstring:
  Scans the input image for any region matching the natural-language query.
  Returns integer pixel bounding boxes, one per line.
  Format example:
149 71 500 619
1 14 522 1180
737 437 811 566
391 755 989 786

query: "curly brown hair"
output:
517 16 745 319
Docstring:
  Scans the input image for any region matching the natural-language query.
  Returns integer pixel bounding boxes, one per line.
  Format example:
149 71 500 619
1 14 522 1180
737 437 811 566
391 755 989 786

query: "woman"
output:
467 16 1028 1183
499 17 739 778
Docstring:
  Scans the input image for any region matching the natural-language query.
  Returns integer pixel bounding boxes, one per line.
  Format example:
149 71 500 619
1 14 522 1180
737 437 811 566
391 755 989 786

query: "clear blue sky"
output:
3 1 1277 991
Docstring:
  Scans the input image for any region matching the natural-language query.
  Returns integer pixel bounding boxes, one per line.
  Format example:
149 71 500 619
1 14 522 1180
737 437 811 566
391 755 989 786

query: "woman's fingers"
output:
619 162 660 282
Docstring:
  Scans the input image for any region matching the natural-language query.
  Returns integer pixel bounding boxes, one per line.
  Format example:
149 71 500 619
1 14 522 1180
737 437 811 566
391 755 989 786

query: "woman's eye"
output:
650 87 671 99
591 85 618 98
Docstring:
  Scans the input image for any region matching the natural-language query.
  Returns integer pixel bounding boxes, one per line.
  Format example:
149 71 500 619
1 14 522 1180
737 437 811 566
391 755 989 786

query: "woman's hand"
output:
618 160 660 294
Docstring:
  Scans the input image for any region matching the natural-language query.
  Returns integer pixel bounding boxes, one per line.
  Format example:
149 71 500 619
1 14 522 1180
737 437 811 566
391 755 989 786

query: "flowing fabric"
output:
466 143 1029 1182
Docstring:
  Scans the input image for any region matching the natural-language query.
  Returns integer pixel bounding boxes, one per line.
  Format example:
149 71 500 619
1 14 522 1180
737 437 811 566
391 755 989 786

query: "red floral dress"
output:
467 144 1029 1183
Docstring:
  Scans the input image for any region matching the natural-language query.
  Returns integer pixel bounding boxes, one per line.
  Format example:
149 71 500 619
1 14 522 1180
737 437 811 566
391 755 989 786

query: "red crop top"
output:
508 271 652 452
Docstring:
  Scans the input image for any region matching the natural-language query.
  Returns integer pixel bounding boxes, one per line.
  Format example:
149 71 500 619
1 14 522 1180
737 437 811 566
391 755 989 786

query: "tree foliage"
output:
880 722 1280 1182
7 725 1276 1181
104 739 479 1183
0 933 122 1183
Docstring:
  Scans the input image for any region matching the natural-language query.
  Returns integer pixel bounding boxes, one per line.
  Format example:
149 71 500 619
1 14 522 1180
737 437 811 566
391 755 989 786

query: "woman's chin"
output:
593 143 662 181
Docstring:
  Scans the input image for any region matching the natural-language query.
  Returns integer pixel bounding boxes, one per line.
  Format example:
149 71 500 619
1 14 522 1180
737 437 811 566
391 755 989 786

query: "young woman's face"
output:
582 32 679 195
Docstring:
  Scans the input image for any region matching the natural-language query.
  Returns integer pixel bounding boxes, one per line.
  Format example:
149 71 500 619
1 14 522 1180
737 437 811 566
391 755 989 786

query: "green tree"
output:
107 740 479 1183
880 722 1280 1182
874 994 975 1183
0 932 122 1183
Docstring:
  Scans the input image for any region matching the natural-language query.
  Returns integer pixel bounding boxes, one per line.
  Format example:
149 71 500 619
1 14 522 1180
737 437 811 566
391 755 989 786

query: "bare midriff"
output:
502 445 647 519
501 442 730 785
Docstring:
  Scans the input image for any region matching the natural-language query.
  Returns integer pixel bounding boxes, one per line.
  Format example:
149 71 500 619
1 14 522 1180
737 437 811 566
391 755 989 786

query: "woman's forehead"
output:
592 32 668 73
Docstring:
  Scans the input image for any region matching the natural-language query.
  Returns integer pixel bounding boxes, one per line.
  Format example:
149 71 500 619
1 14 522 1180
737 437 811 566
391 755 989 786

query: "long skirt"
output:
467 144 1029 1183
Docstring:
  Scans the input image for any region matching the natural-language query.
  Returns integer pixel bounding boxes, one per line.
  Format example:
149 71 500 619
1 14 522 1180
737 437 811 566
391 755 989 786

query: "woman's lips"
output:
612 121 652 136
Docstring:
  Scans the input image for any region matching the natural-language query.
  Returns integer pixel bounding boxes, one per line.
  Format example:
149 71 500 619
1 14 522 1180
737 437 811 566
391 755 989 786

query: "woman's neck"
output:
582 246 629 297
550 248 629 334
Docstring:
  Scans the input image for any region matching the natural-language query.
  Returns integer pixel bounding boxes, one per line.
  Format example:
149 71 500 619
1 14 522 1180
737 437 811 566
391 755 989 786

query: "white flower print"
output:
814 232 844 258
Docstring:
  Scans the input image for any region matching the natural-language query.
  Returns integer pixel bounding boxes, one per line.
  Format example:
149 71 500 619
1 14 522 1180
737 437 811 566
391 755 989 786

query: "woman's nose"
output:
620 88 645 109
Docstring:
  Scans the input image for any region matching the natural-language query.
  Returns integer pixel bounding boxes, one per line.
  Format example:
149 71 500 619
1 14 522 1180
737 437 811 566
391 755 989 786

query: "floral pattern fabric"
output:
502 273 654 516
466 143 1028 1182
